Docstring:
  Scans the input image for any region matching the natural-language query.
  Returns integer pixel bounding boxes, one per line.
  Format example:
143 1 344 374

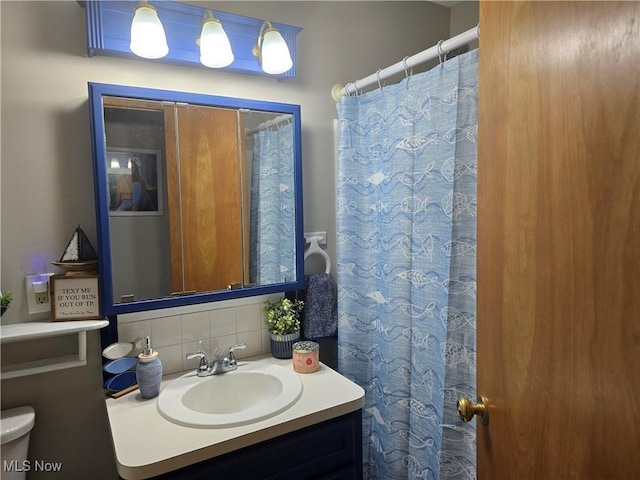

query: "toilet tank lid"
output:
1 406 35 445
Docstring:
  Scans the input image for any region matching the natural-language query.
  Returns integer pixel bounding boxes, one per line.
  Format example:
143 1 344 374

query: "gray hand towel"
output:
302 273 338 339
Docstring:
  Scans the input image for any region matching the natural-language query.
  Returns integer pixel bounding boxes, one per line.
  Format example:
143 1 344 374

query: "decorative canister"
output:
292 341 320 373
270 332 300 359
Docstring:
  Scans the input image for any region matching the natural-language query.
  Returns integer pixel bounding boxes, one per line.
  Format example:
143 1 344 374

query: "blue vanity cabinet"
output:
144 410 363 480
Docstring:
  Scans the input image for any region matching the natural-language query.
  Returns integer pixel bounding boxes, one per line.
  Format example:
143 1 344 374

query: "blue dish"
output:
104 371 137 392
103 357 137 375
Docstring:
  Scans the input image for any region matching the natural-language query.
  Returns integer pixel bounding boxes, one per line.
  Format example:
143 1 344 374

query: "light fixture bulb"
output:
130 2 169 59
199 16 234 68
260 25 293 75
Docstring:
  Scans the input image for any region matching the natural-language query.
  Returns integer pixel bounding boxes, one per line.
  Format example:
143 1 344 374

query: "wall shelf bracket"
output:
0 320 108 379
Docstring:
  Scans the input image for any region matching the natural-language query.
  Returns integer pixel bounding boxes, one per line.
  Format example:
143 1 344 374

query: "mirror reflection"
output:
89 84 303 315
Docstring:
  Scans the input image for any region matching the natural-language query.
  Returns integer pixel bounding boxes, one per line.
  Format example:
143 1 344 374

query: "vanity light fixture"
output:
130 0 169 59
253 21 293 75
198 11 234 68
86 2 301 77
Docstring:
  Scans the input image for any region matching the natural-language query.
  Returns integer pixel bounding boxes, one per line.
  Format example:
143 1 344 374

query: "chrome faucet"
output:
186 343 247 377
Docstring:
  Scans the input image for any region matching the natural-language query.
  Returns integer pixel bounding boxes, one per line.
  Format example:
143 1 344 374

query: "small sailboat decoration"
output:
52 225 98 274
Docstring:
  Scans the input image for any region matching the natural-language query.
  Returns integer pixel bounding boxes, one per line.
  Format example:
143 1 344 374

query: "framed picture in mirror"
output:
106 147 163 216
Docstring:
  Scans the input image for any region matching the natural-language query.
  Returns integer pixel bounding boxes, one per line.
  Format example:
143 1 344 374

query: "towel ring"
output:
304 237 331 275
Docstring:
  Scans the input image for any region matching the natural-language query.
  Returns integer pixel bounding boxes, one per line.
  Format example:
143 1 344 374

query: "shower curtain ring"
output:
437 39 445 65
402 56 411 78
352 80 361 99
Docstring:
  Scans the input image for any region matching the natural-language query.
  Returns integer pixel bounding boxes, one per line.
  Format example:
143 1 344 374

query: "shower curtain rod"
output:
245 114 291 135
331 25 479 101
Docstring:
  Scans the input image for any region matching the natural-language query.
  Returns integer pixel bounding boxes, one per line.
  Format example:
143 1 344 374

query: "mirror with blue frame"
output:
88 83 304 316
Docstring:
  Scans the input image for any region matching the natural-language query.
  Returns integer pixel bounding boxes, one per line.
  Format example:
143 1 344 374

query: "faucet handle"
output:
186 351 209 371
227 343 247 364
229 343 247 353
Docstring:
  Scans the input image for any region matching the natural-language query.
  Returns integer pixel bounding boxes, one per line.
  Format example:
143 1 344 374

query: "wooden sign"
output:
51 275 101 321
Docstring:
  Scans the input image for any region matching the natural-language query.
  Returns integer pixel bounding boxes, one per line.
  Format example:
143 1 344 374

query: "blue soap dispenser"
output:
136 336 162 399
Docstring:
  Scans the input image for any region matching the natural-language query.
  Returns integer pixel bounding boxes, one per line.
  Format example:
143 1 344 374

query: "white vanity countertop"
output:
105 355 365 480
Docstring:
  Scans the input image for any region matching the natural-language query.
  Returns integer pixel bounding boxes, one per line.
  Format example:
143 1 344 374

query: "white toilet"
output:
1 406 35 480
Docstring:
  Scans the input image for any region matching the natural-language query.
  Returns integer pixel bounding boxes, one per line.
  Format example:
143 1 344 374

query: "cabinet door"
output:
149 411 363 480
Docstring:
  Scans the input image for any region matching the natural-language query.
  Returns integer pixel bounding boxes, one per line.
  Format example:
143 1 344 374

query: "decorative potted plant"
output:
263 297 304 359
1 291 13 316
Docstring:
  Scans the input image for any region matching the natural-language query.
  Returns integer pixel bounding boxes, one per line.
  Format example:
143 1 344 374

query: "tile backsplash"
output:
117 294 281 375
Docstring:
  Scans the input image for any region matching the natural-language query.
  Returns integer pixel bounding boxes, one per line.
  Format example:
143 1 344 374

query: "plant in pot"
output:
1 291 13 316
263 297 304 359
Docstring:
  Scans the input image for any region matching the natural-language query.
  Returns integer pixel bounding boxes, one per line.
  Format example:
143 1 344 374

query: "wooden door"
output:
477 2 640 478
166 105 244 293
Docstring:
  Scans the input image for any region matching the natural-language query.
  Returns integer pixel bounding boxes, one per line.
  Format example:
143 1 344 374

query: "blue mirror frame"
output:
88 82 304 317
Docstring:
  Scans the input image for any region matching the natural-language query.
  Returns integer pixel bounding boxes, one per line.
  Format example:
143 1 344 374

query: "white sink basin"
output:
157 361 303 428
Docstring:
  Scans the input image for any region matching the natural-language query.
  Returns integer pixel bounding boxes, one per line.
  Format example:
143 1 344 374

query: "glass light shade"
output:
199 19 234 68
261 28 293 75
130 5 169 59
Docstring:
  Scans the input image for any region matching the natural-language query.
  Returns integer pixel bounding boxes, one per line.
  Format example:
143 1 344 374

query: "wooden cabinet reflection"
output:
166 105 245 294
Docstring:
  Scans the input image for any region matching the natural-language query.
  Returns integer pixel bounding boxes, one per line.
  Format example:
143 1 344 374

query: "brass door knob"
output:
457 395 489 425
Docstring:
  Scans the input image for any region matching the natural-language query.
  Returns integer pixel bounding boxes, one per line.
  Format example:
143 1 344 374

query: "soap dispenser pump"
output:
136 336 162 399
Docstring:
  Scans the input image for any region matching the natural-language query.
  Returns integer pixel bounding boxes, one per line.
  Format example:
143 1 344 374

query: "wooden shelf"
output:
0 320 108 379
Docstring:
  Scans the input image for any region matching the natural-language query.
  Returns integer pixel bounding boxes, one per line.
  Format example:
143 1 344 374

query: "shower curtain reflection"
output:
336 49 479 479
249 122 296 285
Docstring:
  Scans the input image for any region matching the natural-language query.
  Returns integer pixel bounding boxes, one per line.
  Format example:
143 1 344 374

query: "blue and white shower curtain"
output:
248 122 296 285
336 49 478 480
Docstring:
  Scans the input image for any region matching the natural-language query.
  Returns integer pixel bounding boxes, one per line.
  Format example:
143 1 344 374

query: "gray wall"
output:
105 109 172 302
451 1 479 42
1 1 467 478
